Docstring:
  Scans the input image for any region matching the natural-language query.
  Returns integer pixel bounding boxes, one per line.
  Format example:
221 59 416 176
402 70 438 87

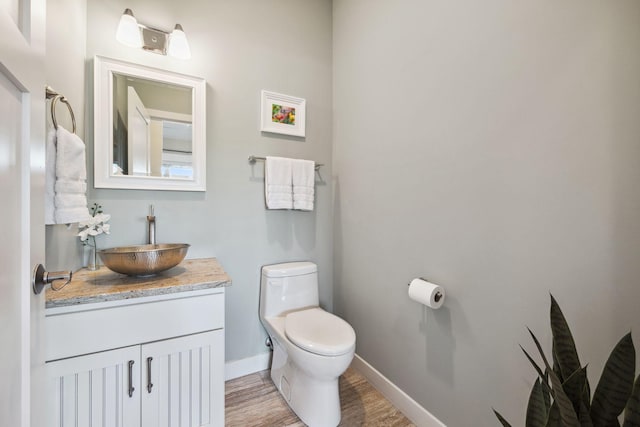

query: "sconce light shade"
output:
116 9 143 48
116 10 190 60
168 24 191 60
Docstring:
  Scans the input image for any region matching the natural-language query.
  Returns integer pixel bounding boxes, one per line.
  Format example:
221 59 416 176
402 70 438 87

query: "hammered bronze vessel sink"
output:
98 243 190 276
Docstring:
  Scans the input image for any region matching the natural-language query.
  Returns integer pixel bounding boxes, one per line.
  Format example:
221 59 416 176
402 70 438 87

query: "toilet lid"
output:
284 308 356 356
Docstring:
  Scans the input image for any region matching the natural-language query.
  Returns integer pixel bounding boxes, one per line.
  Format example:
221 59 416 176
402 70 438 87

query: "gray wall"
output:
46 0 333 364
45 0 87 272
333 1 640 426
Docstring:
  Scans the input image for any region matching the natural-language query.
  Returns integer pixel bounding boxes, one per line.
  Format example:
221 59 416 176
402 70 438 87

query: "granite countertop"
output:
45 257 232 309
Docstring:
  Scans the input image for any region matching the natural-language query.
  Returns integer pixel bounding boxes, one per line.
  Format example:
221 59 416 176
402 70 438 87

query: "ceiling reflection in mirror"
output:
112 73 193 179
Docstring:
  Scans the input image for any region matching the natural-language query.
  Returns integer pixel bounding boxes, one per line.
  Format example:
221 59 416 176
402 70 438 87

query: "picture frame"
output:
260 90 306 137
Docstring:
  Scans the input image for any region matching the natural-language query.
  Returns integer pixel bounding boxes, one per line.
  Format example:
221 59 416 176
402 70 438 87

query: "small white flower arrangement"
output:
78 203 110 269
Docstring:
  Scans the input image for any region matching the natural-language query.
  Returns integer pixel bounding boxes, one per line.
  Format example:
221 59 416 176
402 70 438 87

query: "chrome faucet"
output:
147 205 156 245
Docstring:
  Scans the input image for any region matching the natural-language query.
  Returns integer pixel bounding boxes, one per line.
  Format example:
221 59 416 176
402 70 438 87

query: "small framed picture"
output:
260 90 306 137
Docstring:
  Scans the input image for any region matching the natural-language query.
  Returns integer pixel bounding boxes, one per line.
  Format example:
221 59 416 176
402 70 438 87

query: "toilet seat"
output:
284 308 355 356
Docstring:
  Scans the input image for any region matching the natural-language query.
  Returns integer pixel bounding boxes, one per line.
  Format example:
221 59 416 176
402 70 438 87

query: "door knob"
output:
32 264 72 295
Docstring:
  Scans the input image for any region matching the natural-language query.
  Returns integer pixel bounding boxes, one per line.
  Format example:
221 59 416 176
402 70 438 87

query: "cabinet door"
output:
47 346 141 427
141 330 224 427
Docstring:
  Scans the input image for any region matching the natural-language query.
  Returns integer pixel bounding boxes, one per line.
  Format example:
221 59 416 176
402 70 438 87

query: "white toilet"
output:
259 262 356 427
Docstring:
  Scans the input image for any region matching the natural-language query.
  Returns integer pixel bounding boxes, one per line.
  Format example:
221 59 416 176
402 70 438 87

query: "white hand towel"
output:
265 156 293 209
292 159 315 211
44 128 57 225
54 193 88 208
52 126 91 224
55 126 87 180
55 180 87 194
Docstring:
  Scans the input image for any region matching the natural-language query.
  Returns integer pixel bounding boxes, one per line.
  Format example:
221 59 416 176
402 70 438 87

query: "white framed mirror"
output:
94 55 206 191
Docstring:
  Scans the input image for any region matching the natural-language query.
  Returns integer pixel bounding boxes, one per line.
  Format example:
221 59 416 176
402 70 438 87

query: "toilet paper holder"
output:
408 277 443 303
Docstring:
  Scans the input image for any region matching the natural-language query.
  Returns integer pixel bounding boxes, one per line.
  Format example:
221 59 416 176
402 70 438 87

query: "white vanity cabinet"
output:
140 331 222 426
45 259 230 427
47 345 141 427
47 330 223 427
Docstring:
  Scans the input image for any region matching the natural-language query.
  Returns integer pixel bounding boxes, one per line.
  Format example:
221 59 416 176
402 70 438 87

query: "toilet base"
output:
270 338 342 427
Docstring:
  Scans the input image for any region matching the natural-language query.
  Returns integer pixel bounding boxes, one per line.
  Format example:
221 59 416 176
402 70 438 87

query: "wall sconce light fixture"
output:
116 8 191 60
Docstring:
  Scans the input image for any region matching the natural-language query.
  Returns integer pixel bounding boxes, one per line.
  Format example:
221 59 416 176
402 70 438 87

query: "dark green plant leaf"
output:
591 333 635 427
622 374 640 427
562 367 588 415
543 369 551 412
493 409 512 427
549 297 593 413
550 294 582 382
578 400 594 427
523 343 546 379
522 345 552 395
527 379 549 427
552 339 564 382
545 402 561 427
528 328 580 427
584 372 592 413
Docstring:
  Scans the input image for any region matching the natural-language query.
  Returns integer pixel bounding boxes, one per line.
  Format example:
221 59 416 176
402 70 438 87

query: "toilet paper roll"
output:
408 278 445 309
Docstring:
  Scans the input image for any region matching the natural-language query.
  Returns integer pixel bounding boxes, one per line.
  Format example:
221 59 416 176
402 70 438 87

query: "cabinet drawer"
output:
46 291 224 361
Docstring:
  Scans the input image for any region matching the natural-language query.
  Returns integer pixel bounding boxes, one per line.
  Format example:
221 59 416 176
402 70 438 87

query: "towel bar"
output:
46 86 77 134
248 155 322 171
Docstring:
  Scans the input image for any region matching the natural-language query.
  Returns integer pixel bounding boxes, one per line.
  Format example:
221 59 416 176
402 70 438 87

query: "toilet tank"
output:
260 262 319 319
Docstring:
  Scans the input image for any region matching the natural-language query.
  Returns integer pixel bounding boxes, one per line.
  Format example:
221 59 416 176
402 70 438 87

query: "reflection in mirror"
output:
159 120 193 178
94 56 206 191
112 74 193 178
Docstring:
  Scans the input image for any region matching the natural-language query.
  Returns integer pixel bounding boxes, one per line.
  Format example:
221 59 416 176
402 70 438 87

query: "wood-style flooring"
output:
225 367 415 426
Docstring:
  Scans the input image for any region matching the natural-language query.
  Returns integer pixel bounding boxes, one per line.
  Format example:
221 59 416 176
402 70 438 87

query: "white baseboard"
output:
225 352 271 381
350 354 446 427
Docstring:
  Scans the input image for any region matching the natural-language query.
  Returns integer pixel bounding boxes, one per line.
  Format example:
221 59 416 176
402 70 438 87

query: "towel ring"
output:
50 96 76 133
46 86 76 134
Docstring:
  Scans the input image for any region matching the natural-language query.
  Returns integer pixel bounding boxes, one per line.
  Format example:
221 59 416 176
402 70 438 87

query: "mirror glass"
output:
112 74 193 178
94 56 206 191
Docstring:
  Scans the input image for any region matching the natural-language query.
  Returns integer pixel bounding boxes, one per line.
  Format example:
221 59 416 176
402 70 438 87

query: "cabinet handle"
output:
146 357 154 393
128 360 135 398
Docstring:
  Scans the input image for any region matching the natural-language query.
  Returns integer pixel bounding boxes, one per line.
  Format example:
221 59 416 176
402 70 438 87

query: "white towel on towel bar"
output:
265 156 293 209
45 125 91 224
44 128 57 224
54 180 87 194
292 159 315 211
